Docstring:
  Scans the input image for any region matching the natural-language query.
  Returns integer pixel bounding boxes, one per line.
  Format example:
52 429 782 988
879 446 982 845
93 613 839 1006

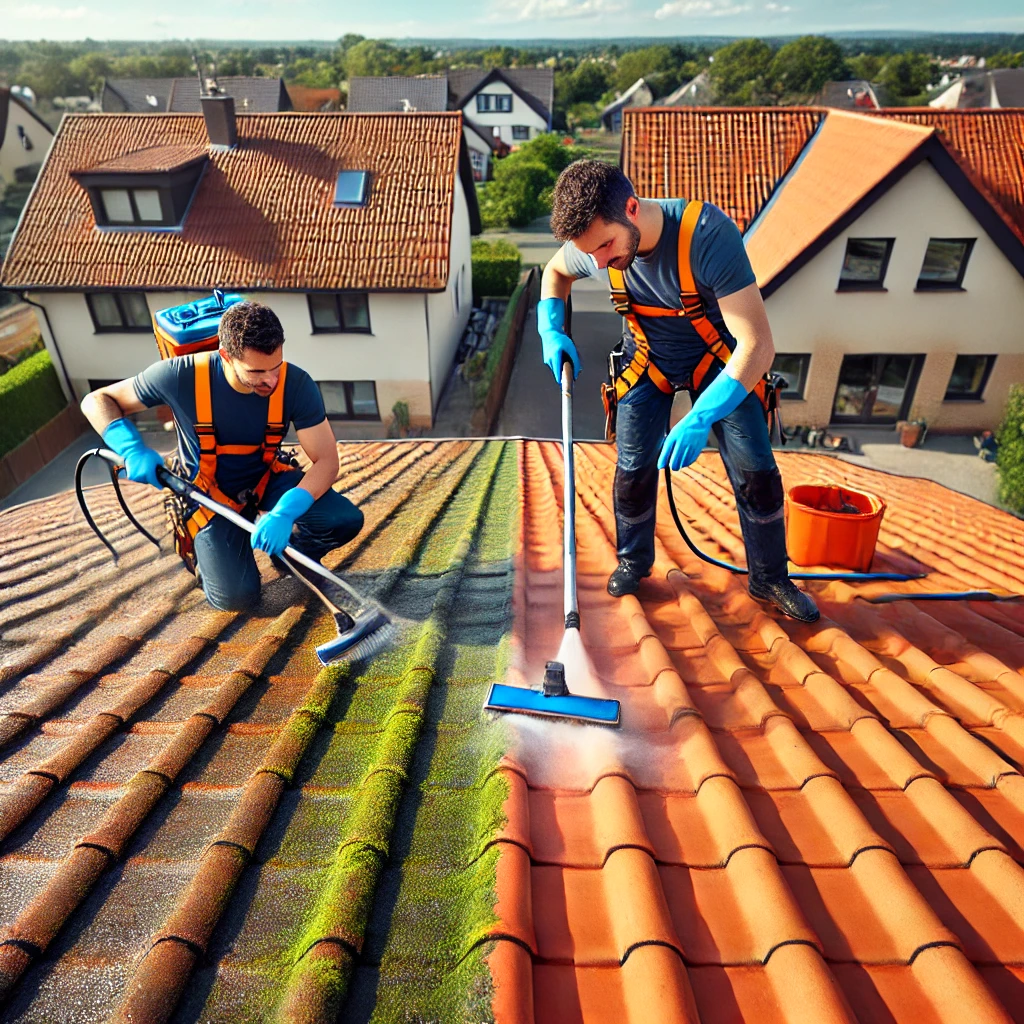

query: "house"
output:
101 76 293 113
621 106 1024 432
813 79 880 110
3 436 1024 1022
930 68 1024 109
0 102 481 434
655 70 713 107
601 78 654 132
447 67 554 146
346 72 521 180
0 86 54 187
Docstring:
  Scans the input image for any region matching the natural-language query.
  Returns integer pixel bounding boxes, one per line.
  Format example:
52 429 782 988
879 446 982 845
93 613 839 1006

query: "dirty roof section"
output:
4 439 1024 1022
0 111 467 293
0 439 517 1023
490 441 1024 1023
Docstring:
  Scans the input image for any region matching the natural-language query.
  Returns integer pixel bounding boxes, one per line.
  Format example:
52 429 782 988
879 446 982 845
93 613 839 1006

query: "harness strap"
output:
185 352 291 538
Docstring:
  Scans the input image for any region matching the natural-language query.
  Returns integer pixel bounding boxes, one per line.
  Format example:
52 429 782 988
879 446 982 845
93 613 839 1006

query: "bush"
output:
471 238 522 301
997 383 1024 514
0 349 67 458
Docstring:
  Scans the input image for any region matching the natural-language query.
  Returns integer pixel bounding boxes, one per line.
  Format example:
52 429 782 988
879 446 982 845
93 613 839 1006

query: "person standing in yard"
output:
537 160 818 623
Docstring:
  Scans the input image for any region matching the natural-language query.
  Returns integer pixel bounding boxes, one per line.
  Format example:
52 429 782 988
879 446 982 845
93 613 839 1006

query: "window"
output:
770 353 811 399
307 292 371 333
318 381 380 420
476 93 512 113
917 238 975 290
98 187 166 225
468 149 486 180
86 291 151 332
334 170 370 208
838 238 894 290
944 354 996 401
17 125 32 151
512 125 530 141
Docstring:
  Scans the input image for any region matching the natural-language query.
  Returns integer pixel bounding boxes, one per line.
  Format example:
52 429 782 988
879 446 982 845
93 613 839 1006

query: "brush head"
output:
484 682 620 726
316 608 395 665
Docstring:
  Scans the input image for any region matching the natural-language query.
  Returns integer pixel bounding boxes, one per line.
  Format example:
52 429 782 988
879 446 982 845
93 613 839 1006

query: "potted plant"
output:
898 409 927 448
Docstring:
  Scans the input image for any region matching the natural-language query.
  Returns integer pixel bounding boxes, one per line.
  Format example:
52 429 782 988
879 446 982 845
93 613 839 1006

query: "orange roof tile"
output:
622 106 1024 249
0 111 470 293
4 439 1024 1020
77 143 208 174
744 112 934 288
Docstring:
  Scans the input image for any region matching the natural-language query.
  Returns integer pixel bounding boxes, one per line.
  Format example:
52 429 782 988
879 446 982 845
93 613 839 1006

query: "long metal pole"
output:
561 359 579 629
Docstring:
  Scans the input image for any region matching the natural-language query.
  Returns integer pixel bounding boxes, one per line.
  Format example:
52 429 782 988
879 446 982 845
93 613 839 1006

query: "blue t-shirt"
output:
133 352 326 500
561 198 756 383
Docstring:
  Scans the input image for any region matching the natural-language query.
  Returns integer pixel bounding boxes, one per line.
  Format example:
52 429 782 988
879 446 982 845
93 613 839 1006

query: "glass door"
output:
832 354 923 424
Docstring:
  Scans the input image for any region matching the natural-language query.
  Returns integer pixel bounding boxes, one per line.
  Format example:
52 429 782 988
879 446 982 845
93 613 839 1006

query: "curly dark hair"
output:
550 160 637 242
218 301 285 359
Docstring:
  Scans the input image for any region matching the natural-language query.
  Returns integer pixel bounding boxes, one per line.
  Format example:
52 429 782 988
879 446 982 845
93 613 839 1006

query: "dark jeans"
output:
193 470 364 611
615 366 789 585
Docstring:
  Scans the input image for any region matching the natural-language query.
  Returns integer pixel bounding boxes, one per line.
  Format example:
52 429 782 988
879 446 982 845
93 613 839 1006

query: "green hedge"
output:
997 382 1024 514
0 349 67 458
472 273 530 409
471 238 522 302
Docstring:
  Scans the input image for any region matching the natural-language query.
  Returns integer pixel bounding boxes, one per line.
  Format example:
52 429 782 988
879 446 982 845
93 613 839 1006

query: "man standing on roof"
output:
540 160 818 623
80 301 364 615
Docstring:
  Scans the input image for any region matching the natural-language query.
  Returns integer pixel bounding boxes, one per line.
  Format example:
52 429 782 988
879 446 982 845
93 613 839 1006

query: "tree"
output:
988 50 1024 69
68 52 114 95
846 53 885 81
997 384 1024 514
767 35 848 99
613 45 680 96
343 39 402 79
877 52 933 102
708 39 773 105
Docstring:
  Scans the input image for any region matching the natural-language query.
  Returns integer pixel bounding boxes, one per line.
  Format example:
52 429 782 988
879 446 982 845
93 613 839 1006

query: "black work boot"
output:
748 577 820 622
607 559 652 598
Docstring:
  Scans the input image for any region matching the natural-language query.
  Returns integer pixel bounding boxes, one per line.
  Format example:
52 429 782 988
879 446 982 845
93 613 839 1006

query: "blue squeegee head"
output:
484 683 620 726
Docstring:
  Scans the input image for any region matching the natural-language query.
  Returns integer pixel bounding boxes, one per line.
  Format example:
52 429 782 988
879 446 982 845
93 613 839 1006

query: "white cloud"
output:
15 4 91 18
654 0 752 19
502 0 627 20
764 1 793 11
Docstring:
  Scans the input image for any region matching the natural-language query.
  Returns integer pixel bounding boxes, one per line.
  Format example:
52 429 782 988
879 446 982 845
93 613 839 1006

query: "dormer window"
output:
72 145 208 231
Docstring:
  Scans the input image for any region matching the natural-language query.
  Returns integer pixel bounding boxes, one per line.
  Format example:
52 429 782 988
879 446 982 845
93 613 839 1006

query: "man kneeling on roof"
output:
80 301 364 614
540 160 819 623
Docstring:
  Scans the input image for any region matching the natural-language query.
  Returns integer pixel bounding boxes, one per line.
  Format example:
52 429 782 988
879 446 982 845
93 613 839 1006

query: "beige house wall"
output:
0 101 52 185
761 159 1024 432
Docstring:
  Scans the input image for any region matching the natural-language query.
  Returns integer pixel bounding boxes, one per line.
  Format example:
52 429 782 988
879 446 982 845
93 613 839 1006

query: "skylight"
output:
334 170 370 208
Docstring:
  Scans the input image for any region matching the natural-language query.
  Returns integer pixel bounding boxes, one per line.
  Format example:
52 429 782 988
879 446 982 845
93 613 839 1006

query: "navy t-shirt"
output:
560 198 756 383
133 352 326 500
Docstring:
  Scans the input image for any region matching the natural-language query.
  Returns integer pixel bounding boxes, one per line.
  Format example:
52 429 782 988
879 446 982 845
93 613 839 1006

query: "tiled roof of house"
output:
814 79 880 110
621 107 824 231
622 107 1024 259
166 77 293 114
0 111 475 293
78 143 208 174
448 67 555 118
745 112 934 289
101 78 176 113
346 76 449 113
601 77 651 118
4 440 1024 1021
284 85 342 113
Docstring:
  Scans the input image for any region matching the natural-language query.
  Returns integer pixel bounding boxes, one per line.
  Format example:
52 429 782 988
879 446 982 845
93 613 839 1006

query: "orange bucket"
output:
786 484 886 572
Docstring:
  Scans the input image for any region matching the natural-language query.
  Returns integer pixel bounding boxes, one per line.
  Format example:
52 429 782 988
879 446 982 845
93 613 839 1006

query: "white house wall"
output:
761 158 1024 430
460 81 547 147
30 288 436 428
0 102 51 185
425 174 473 412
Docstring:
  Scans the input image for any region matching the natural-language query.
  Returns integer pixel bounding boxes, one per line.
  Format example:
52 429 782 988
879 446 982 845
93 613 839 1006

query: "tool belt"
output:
600 199 786 445
164 350 296 574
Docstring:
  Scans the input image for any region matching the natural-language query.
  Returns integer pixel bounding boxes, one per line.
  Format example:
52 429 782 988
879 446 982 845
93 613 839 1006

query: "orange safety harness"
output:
166 351 293 572
601 198 782 443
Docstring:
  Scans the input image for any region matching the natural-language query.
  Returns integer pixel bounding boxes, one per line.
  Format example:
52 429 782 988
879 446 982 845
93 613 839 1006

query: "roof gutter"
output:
14 291 75 401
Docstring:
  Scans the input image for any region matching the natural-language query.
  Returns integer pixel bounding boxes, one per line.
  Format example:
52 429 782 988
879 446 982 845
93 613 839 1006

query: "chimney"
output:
201 94 237 149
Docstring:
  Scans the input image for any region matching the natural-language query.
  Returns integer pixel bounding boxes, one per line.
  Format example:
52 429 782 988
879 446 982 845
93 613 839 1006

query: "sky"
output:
1 0 1023 41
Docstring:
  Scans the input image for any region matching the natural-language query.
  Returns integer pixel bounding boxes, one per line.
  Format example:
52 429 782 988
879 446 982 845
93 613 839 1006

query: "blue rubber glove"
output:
538 297 581 383
102 418 164 488
659 369 749 471
251 486 315 557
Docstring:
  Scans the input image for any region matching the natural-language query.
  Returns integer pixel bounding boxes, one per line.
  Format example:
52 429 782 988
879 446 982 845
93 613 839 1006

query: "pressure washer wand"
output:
561 357 580 631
